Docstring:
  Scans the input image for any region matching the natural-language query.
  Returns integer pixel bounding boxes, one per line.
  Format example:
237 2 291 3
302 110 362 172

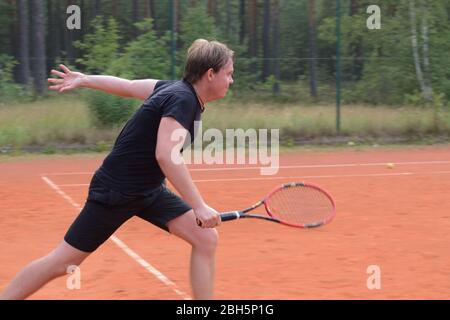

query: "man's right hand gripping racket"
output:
218 182 336 228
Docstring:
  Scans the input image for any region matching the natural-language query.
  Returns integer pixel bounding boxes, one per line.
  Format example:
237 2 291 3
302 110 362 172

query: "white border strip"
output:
41 175 191 300
53 170 450 187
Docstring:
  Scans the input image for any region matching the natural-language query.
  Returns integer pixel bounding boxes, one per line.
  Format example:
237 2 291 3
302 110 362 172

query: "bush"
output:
0 54 32 104
83 90 140 128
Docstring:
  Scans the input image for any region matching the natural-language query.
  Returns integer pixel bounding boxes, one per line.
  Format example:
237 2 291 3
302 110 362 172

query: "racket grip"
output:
220 211 241 221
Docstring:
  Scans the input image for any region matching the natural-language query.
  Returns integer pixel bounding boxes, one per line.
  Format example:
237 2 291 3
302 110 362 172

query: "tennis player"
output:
0 39 234 300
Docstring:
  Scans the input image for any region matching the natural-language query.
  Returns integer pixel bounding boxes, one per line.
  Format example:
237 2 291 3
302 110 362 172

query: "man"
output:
0 39 234 300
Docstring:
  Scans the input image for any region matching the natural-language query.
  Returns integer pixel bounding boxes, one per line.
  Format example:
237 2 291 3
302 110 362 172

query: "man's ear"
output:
207 68 215 81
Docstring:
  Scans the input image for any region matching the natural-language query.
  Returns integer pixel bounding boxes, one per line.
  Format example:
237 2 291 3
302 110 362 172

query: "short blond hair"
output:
183 39 234 84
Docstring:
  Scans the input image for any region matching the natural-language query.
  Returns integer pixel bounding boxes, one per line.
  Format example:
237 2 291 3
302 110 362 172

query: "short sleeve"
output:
161 94 197 130
154 80 173 91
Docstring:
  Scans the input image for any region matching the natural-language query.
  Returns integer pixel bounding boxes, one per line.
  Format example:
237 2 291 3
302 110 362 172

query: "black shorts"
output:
64 175 192 252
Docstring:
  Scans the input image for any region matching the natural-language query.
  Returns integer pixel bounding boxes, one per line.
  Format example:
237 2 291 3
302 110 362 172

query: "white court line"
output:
53 170 450 187
41 175 192 300
189 170 450 182
40 160 450 176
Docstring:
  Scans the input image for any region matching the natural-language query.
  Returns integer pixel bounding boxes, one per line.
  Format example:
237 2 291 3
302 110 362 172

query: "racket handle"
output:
220 211 241 221
196 211 240 227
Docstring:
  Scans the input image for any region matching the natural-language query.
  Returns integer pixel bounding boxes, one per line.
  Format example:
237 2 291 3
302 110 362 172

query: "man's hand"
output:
48 64 85 93
194 204 221 228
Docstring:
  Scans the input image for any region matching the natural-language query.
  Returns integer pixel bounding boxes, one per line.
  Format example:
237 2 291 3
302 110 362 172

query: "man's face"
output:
210 58 234 100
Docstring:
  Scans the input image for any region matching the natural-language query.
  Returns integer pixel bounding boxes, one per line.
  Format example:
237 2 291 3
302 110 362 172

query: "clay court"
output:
1 145 450 299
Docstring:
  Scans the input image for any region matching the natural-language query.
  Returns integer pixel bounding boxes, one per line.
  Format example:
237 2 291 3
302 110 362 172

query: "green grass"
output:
0 94 120 149
0 94 449 152
204 101 450 142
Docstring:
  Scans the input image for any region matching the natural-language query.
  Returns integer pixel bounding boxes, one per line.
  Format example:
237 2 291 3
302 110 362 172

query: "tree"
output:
348 0 363 80
65 0 76 65
307 0 318 97
30 0 47 95
262 0 271 81
225 0 232 39
132 0 140 36
239 0 245 45
272 0 280 95
74 17 120 73
248 0 259 76
207 0 217 21
409 0 433 102
108 19 171 79
17 0 30 86
93 0 101 17
144 0 156 29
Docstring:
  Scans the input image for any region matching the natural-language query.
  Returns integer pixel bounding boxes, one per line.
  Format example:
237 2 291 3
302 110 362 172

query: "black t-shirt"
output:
95 80 203 195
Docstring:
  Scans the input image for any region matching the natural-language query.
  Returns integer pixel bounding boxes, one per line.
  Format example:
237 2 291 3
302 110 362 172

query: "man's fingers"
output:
59 64 71 74
48 78 63 84
48 85 62 91
203 218 220 228
51 69 66 78
60 85 73 92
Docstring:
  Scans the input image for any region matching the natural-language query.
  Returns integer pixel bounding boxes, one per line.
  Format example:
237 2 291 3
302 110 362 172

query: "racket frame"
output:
220 182 336 228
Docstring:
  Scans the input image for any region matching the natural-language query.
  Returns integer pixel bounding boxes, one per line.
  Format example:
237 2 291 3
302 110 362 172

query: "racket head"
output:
263 182 336 228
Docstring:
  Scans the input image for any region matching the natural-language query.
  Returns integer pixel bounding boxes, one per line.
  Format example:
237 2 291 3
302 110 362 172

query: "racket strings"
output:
266 185 334 225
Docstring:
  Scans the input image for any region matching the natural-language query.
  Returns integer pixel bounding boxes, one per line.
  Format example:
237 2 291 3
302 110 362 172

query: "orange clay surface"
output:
1 145 450 299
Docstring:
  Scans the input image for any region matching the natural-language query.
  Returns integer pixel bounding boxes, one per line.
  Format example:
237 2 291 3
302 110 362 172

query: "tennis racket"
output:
215 182 335 228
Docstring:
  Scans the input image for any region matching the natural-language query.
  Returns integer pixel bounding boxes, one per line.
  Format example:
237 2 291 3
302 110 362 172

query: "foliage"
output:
83 90 140 128
1 0 449 106
108 19 171 79
0 55 31 104
74 17 121 73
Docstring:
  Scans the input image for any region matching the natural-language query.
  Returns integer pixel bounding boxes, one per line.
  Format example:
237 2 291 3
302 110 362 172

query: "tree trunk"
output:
132 0 140 22
54 0 63 61
350 0 359 15
239 0 245 45
307 0 318 97
144 0 156 30
46 0 53 71
46 0 64 71
30 0 47 95
420 1 433 100
409 0 432 102
65 0 75 64
132 0 140 36
144 0 155 20
248 0 258 76
262 0 271 81
173 0 179 34
17 0 31 86
93 0 101 17
272 0 280 95
111 0 118 17
8 0 18 79
226 0 232 39
207 0 216 16
349 0 363 80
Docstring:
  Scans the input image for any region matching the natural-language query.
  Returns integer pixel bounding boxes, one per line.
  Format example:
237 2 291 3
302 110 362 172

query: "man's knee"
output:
193 228 219 252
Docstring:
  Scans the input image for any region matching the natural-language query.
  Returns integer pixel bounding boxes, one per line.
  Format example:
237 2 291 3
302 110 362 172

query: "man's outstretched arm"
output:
48 64 159 100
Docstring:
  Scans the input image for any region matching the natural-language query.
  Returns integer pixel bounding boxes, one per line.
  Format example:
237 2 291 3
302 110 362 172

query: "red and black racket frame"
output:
219 182 336 228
